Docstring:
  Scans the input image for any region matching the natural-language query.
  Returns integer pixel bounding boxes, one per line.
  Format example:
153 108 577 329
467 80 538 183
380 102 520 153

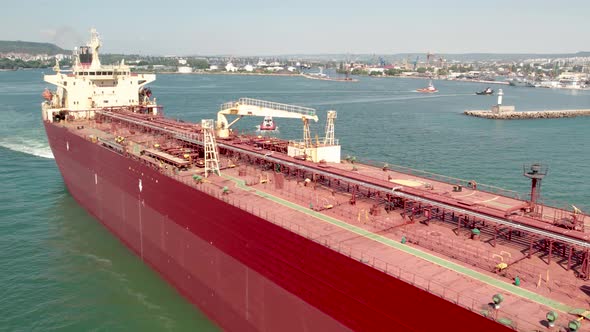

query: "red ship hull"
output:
45 121 508 332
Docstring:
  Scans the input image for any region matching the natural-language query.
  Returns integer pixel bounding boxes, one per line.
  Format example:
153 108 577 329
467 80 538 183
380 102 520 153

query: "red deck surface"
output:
45 110 590 331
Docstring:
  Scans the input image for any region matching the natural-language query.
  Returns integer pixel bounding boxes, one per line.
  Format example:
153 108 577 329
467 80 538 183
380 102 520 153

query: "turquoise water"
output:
1 70 589 331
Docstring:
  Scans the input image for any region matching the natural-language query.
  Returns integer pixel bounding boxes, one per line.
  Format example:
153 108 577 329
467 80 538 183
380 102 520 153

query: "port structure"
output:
94 105 589 281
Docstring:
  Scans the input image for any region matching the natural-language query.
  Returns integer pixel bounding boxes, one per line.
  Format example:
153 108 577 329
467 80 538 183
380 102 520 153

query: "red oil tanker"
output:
42 30 590 331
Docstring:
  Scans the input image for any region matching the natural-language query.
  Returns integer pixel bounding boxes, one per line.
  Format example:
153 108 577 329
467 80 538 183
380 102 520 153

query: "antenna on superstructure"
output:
73 47 79 68
53 58 61 73
89 28 102 69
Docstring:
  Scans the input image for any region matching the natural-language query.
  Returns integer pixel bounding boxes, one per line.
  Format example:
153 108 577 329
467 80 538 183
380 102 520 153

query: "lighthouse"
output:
491 88 515 114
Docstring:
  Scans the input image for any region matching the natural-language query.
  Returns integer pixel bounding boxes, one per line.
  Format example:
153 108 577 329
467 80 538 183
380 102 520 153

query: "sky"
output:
1 0 588 56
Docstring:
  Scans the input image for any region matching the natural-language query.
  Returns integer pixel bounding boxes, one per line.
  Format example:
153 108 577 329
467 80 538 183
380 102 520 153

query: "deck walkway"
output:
223 174 582 315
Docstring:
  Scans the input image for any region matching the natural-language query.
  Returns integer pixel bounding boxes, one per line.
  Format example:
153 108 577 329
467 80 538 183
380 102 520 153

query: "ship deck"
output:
56 110 590 331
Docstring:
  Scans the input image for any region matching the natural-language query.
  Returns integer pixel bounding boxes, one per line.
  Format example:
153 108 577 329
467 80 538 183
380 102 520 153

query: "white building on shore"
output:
225 62 237 72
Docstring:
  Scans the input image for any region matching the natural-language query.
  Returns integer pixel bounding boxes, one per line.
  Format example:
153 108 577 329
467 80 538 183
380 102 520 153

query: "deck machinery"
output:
93 99 590 282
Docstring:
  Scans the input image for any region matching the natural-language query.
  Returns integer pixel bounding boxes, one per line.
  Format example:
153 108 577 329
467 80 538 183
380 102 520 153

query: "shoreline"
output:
374 75 510 85
300 73 359 82
156 71 302 77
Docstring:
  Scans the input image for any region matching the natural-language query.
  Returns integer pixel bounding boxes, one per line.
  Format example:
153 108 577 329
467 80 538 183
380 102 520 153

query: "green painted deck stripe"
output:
223 174 577 314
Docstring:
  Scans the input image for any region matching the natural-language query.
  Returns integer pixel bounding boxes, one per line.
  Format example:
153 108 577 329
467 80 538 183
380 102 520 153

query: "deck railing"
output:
288 137 340 146
165 171 560 331
362 159 523 200
220 98 317 117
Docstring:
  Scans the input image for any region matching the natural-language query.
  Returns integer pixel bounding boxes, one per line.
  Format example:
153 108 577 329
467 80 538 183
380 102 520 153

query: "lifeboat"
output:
42 88 53 101
257 116 277 131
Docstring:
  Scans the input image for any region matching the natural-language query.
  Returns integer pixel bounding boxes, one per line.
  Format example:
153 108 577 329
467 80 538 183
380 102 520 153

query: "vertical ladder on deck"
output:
324 110 337 146
303 118 312 148
202 119 220 177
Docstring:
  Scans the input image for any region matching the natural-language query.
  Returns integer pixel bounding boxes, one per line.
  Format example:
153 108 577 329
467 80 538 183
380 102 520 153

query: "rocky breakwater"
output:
464 109 590 119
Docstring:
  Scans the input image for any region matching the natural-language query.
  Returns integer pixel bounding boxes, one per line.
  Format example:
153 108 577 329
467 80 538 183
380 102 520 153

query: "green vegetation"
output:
448 64 473 73
351 68 367 75
187 58 209 70
385 68 403 76
0 41 66 55
0 58 68 70
100 54 209 70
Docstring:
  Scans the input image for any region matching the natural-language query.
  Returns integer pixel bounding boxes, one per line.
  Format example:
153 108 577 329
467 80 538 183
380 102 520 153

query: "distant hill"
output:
0 41 67 55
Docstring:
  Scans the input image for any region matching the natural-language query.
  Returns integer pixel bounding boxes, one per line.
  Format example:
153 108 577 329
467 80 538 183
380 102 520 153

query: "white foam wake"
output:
0 139 54 159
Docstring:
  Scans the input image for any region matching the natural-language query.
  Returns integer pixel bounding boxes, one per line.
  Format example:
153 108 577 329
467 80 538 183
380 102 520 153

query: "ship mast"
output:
89 28 102 69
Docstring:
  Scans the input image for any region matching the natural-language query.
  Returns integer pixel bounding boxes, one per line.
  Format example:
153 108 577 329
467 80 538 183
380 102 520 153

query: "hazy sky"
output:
2 0 588 55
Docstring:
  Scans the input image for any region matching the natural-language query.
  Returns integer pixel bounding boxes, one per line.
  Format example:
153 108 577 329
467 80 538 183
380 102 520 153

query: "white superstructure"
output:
42 29 157 122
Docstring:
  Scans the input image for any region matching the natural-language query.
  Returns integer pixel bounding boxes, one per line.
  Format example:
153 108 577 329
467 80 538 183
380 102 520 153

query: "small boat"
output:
475 87 494 95
416 80 438 93
256 116 278 132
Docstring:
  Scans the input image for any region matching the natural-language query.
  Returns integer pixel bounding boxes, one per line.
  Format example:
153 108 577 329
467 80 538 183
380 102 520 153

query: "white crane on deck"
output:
216 98 318 139
216 98 341 163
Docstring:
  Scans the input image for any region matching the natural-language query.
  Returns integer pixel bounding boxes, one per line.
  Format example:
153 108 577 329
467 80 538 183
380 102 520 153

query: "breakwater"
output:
464 109 590 119
300 73 359 82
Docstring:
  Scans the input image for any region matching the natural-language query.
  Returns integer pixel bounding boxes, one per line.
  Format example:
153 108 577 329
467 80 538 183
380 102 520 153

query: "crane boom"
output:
216 98 319 138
